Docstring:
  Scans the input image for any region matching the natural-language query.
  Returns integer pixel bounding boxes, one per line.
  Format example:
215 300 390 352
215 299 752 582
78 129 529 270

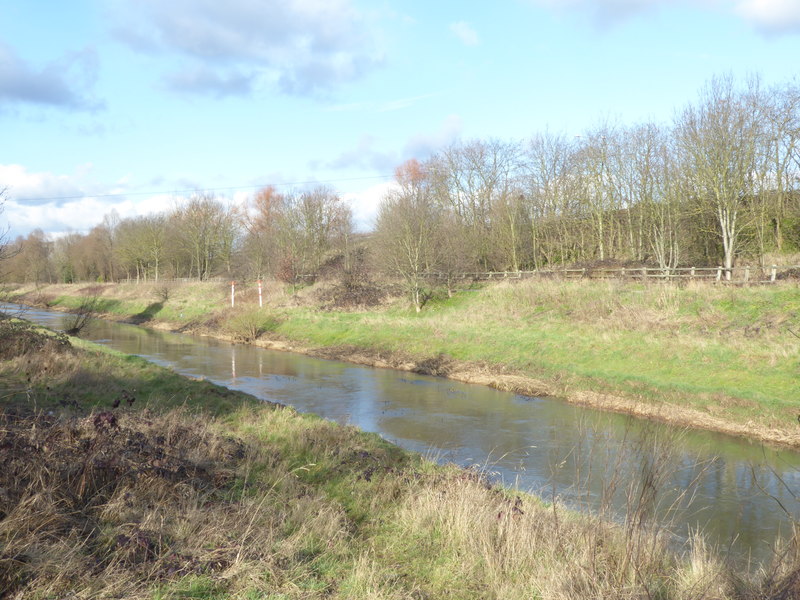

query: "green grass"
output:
268 290 797 414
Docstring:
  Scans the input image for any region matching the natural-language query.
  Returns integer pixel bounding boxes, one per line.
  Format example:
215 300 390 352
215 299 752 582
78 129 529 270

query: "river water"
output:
11 305 800 567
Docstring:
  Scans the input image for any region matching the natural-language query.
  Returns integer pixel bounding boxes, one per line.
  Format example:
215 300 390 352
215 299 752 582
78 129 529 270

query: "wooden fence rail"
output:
421 264 800 284
117 265 800 286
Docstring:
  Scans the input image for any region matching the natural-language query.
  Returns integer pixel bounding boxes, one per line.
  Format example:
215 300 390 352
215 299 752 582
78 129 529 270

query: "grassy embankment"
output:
10 277 800 447
2 317 800 599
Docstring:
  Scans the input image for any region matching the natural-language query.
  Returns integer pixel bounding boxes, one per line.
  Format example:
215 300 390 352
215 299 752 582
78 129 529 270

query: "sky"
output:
2 0 800 240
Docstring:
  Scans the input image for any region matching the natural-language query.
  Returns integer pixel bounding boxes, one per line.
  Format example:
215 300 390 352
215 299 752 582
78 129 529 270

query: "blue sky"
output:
2 0 800 239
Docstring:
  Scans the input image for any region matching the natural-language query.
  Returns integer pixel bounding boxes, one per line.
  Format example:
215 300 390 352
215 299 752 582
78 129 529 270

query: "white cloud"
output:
529 0 800 33
314 113 463 177
5 197 123 239
449 21 480 46
735 0 800 33
3 192 182 240
341 180 396 231
112 0 385 97
163 66 255 97
0 164 85 205
0 164 179 238
325 135 398 172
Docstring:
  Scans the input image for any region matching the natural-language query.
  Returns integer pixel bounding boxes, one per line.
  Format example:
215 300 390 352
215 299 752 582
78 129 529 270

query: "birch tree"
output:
523 132 576 267
430 140 522 270
677 75 764 279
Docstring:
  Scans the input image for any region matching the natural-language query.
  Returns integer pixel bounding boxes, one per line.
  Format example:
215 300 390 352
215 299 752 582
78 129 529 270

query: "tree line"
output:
2 185 352 286
3 75 800 308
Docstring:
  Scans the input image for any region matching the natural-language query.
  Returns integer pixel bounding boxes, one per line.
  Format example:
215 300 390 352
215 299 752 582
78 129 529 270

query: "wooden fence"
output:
122 265 800 286
421 264 800 284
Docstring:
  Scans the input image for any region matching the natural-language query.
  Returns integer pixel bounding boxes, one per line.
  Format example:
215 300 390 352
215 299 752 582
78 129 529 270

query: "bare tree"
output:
375 159 442 312
430 139 522 270
573 126 622 262
649 137 684 272
278 186 352 280
677 75 765 278
617 123 683 270
436 212 472 296
4 229 53 284
491 190 526 271
522 132 578 267
140 214 168 281
751 81 800 260
242 185 286 278
114 217 149 282
173 194 239 280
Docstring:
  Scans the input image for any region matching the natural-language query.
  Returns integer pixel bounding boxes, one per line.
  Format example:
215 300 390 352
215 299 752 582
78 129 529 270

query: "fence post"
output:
771 265 777 282
744 266 750 283
258 279 263 308
690 267 695 280
716 267 722 282
231 281 235 308
641 267 647 280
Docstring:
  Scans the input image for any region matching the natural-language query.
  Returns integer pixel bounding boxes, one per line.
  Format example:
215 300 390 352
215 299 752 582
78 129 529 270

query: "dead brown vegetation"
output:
0 407 250 598
0 320 73 361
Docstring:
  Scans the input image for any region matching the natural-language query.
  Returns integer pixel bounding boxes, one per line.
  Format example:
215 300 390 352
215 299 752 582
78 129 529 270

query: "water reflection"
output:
9 304 800 566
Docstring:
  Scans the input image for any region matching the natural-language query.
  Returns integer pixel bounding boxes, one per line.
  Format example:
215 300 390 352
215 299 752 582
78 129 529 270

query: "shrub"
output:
223 309 282 342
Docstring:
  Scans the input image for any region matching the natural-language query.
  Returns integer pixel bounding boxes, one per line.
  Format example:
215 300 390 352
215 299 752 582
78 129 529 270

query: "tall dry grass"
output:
346 467 727 600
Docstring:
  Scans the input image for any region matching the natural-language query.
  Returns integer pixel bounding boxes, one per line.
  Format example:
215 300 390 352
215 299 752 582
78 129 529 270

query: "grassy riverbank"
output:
2 318 800 599
8 277 800 447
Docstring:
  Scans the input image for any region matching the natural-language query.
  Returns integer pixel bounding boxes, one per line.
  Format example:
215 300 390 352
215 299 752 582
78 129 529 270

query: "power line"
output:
12 174 394 203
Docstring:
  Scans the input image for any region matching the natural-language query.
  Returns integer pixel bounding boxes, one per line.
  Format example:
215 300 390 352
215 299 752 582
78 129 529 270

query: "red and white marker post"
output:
257 279 263 308
230 281 235 308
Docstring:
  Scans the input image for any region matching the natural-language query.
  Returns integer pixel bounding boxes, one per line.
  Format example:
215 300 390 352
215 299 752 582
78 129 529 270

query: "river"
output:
10 305 800 567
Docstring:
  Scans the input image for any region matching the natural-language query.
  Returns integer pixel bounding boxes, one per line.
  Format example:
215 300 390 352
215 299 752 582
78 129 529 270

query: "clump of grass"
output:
222 307 283 342
349 466 736 600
